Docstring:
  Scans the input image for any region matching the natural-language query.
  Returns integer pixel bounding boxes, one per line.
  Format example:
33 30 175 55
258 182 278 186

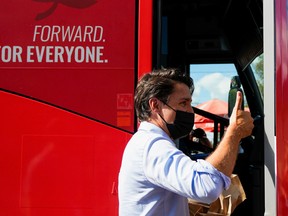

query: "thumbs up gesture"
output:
229 91 254 139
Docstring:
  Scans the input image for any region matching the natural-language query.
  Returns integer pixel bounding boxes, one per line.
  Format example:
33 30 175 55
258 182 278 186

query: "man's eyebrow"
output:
179 97 192 102
181 97 192 101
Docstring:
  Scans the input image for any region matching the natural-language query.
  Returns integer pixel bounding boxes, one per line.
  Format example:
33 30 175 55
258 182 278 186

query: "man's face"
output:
161 82 193 124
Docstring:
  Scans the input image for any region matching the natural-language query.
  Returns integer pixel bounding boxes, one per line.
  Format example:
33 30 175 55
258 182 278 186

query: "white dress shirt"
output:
118 121 231 216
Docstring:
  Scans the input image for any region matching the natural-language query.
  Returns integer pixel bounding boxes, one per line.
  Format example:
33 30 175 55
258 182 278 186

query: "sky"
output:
189 63 237 106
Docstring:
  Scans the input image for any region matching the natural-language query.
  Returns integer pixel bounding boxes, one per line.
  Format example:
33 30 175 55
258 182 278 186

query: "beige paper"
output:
188 174 246 216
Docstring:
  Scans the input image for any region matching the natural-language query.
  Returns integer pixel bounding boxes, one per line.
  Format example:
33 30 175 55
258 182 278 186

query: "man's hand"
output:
206 91 254 176
229 91 254 139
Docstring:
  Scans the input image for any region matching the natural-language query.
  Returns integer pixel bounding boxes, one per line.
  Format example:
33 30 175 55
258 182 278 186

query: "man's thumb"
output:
234 91 243 110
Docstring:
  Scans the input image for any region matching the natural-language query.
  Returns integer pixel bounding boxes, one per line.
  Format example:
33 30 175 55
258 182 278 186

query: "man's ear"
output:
149 98 161 113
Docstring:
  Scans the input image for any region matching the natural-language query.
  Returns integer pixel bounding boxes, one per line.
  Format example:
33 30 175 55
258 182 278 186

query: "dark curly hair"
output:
134 68 194 121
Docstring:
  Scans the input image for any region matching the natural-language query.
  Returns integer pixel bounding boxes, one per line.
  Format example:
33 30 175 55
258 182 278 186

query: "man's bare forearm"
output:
205 126 241 176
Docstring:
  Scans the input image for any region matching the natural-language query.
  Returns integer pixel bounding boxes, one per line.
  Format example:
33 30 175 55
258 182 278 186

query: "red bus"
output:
0 0 286 215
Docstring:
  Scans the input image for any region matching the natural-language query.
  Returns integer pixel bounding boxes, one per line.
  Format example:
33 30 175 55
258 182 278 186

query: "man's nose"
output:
187 105 194 113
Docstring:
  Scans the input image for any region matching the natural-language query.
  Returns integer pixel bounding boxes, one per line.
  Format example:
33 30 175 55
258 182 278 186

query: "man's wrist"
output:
225 126 242 144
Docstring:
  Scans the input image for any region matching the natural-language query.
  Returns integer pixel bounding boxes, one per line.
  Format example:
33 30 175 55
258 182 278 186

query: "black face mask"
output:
159 102 195 140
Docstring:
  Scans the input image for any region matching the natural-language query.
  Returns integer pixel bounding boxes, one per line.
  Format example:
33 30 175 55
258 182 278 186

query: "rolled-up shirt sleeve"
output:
143 138 231 204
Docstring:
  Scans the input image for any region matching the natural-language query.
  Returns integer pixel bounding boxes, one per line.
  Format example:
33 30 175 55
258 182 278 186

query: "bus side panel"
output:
276 0 288 215
138 0 153 77
0 68 135 132
0 91 131 215
0 0 136 133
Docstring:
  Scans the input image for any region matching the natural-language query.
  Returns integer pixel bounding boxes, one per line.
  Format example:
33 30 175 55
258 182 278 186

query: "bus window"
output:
190 63 238 106
251 54 264 99
189 63 239 144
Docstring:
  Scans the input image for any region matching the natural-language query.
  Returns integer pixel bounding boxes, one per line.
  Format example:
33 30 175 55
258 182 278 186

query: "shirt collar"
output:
138 121 171 140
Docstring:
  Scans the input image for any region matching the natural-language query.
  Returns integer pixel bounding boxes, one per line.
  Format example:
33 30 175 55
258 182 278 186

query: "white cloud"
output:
193 73 231 105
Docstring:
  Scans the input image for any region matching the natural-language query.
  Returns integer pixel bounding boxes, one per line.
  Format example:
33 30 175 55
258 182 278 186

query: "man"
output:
118 68 254 215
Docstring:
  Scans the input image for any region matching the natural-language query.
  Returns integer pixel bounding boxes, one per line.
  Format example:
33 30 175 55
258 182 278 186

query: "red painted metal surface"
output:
0 91 132 215
275 0 288 215
0 0 136 132
138 0 153 78
0 0 154 215
0 0 141 214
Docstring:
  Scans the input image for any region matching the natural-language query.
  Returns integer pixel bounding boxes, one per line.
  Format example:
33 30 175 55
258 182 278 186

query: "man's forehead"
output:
169 90 192 102
171 83 191 96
